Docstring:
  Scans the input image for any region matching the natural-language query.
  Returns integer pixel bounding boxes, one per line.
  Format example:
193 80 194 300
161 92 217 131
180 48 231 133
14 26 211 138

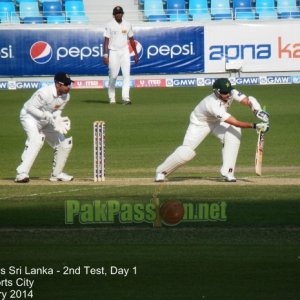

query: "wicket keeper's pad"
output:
52 137 73 177
93 121 105 182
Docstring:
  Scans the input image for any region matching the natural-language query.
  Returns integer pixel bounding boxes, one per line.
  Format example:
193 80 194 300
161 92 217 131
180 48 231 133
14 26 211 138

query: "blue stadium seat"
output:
169 13 189 21
0 1 14 14
189 0 211 20
278 11 300 18
23 16 45 23
233 0 257 19
47 15 66 23
166 0 186 14
277 0 300 18
0 1 20 23
19 2 40 19
144 0 166 19
42 1 63 16
16 0 37 6
255 0 277 19
65 0 86 17
148 14 169 21
210 0 232 20
166 0 188 21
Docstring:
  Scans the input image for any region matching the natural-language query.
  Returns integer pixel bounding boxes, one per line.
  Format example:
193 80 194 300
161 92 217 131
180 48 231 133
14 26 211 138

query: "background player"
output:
155 78 269 182
15 72 74 183
103 6 139 105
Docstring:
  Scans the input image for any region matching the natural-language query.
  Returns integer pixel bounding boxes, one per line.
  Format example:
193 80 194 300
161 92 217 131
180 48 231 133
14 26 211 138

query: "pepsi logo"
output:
128 40 143 61
30 41 53 64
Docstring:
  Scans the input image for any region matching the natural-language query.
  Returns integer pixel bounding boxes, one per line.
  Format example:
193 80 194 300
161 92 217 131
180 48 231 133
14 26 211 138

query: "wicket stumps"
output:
93 121 105 182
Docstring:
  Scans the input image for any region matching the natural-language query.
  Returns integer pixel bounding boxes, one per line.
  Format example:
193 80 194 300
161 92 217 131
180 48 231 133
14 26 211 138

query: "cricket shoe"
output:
15 173 30 183
122 99 132 105
155 173 165 182
222 173 237 182
49 172 74 182
109 98 116 104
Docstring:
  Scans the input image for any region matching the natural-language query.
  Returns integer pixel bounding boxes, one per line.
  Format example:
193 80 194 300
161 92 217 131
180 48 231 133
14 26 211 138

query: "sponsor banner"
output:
200 78 216 87
0 82 8 89
0 81 47 90
259 76 292 85
2 81 41 90
166 78 174 87
291 76 300 84
166 78 198 87
235 77 260 85
0 76 298 90
205 23 300 73
103 79 135 88
73 80 103 89
0 26 204 76
135 79 166 88
133 26 204 74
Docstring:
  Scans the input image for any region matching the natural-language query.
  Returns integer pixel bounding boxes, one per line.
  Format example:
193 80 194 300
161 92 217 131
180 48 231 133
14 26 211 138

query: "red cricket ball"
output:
159 200 184 225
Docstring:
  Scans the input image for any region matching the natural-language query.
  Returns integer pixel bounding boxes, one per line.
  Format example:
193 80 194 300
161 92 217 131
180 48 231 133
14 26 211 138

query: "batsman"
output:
15 72 74 183
155 78 270 183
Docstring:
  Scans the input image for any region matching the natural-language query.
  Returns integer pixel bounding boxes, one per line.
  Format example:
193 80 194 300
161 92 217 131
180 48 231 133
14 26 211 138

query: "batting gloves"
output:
253 122 269 133
255 110 269 123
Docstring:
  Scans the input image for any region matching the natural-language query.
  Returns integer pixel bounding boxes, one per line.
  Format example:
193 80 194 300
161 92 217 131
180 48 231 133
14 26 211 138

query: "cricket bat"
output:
255 130 265 176
255 105 266 176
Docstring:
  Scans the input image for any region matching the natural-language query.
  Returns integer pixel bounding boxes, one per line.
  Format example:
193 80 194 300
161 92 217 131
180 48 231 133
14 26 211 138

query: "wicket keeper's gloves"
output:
254 122 269 134
255 110 269 123
53 116 71 135
43 111 54 125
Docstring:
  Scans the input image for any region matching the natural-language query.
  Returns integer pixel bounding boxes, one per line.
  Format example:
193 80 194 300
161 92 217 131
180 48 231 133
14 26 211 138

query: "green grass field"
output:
0 85 300 299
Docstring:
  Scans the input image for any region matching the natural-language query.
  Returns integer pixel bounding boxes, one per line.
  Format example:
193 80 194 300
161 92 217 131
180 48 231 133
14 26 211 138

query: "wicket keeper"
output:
15 72 74 183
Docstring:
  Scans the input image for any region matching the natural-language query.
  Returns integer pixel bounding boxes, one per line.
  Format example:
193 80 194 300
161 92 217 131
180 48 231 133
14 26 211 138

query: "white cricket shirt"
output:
190 89 246 125
23 85 70 120
104 19 133 51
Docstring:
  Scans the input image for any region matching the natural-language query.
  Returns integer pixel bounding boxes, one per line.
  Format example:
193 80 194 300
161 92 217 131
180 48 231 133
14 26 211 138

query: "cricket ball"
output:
159 200 184 226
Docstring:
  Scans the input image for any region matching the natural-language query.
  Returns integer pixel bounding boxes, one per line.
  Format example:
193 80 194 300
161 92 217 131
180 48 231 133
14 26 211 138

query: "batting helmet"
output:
213 78 233 94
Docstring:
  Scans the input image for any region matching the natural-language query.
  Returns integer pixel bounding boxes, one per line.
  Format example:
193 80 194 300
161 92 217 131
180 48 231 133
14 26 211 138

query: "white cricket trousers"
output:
108 48 131 101
16 111 65 175
183 121 241 176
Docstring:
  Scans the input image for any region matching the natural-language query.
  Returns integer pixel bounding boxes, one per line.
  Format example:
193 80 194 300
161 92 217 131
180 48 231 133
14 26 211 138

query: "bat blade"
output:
255 105 267 176
255 130 265 176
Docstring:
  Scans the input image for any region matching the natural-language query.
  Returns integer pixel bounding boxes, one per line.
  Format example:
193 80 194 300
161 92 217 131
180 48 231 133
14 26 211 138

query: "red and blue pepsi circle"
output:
30 41 53 64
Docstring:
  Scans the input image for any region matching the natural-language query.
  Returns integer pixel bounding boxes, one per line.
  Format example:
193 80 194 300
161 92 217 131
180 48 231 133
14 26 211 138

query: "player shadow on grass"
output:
4 176 41 181
81 99 108 104
169 176 251 183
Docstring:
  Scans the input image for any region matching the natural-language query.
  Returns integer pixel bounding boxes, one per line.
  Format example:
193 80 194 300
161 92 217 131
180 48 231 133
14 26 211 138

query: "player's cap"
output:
54 72 74 86
113 6 124 15
213 78 233 94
